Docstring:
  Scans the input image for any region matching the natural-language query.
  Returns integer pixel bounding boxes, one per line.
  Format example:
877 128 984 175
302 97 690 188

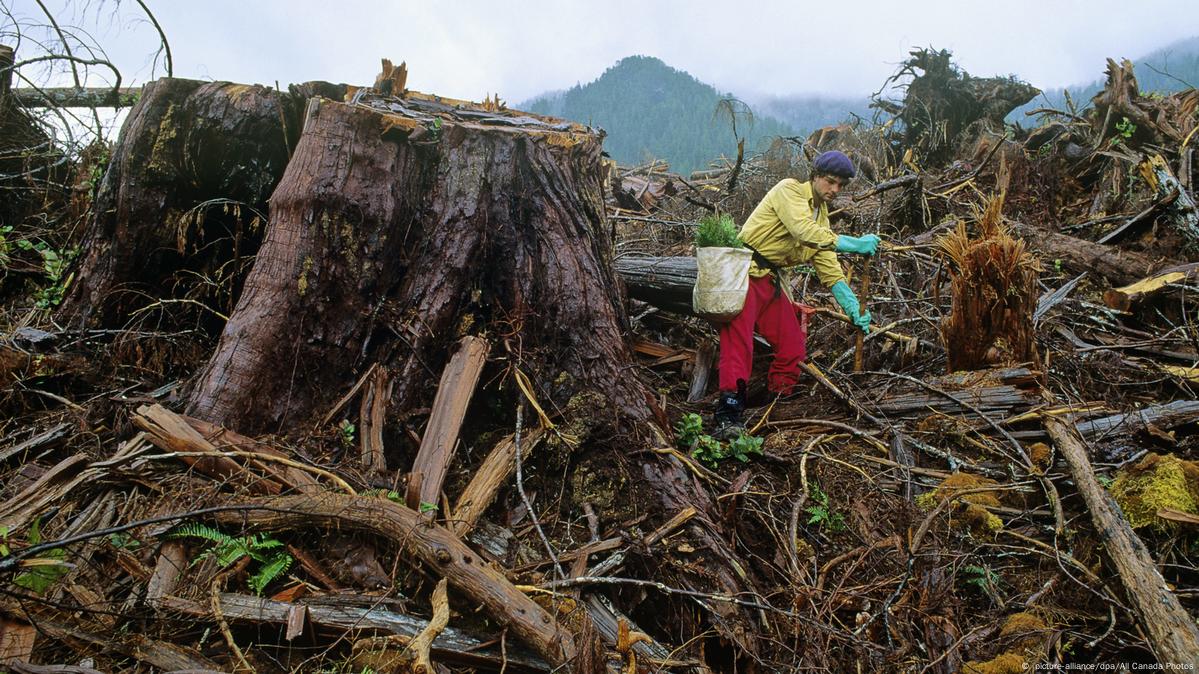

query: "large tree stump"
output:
186 92 651 437
57 78 321 329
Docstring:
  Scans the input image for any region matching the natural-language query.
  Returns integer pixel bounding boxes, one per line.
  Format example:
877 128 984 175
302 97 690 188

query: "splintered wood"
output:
406 336 489 514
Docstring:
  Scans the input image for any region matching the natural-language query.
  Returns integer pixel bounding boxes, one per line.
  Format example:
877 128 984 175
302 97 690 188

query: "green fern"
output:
168 522 234 545
248 553 293 595
168 522 295 595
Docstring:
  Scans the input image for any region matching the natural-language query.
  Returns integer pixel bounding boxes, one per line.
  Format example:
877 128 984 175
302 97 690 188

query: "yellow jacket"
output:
739 178 846 288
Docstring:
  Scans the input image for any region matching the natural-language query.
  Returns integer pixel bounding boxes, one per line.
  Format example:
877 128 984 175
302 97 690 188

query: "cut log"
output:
614 256 696 315
1076 400 1199 438
58 77 312 329
871 367 1041 421
132 404 284 495
1042 394 1199 665
0 455 88 533
1103 262 1199 312
0 423 70 465
185 91 651 437
160 593 549 672
212 493 576 666
183 414 320 493
452 428 546 536
12 614 220 671
1014 223 1163 285
407 336 489 511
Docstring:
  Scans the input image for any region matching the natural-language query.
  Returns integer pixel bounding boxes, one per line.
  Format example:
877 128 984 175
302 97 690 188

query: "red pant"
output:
718 274 807 394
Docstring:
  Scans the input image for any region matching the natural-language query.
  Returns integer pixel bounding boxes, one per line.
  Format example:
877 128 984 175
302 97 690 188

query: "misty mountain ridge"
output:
520 37 1197 174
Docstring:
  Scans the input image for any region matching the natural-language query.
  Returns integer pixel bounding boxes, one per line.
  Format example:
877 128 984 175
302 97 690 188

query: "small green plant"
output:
0 225 14 268
961 563 1006 605
419 501 439 514
689 434 725 468
675 413 705 446
695 213 743 249
168 522 294 595
675 413 762 468
804 484 846 532
726 433 764 462
1109 116 1137 146
13 240 78 309
106 532 141 550
338 419 357 447
10 518 70 595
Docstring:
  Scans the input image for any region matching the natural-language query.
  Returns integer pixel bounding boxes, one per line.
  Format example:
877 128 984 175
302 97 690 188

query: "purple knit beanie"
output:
813 151 856 179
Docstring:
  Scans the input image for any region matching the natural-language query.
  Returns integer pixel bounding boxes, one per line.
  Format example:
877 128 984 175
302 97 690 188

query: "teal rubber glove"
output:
835 234 881 256
831 280 871 333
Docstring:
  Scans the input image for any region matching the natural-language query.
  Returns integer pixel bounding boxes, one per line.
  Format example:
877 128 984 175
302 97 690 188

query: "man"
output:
713 150 879 438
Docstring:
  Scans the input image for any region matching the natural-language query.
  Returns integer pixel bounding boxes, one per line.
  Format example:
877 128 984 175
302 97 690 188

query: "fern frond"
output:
247 553 293 595
167 522 234 545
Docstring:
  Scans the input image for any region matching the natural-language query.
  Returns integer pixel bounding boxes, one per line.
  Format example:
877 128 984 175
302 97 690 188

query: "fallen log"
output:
1103 262 1199 312
212 493 576 667
1042 394 1199 665
1014 223 1163 285
614 255 696 315
160 593 549 672
407 336 489 512
1076 400 1199 438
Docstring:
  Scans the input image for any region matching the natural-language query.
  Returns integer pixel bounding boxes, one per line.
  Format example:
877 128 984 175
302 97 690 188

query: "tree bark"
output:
57 77 307 329
186 93 651 438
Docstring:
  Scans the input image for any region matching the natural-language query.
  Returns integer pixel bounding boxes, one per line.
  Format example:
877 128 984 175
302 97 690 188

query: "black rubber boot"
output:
713 380 747 440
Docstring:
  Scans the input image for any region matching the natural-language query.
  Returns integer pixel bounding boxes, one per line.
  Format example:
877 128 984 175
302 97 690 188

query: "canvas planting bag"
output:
692 246 753 322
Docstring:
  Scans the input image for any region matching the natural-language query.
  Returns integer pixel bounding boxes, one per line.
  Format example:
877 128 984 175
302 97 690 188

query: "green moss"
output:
1111 453 1199 531
146 103 180 177
963 653 1026 674
919 472 1005 535
297 256 314 296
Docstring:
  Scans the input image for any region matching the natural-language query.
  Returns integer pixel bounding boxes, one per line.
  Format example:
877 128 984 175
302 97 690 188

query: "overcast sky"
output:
6 0 1198 104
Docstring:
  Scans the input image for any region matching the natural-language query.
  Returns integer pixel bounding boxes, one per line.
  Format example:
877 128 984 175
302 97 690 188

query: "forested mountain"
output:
521 56 796 175
1016 35 1199 118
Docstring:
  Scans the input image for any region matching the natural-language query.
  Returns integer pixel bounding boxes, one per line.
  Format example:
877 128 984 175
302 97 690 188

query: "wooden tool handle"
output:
853 256 873 373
